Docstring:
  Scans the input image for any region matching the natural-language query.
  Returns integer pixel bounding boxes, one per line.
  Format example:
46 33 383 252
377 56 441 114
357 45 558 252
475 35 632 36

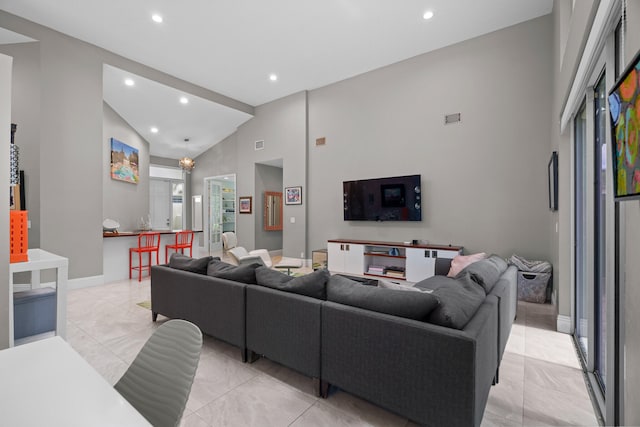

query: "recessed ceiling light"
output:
423 10 434 20
152 14 163 23
124 78 135 86
150 127 158 133
269 74 278 82
180 96 189 104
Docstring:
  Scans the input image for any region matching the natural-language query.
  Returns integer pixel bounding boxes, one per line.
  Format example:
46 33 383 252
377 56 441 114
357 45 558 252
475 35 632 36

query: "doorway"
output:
204 174 236 254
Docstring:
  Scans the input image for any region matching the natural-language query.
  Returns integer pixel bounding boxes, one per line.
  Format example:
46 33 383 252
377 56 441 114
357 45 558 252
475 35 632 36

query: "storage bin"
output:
13 287 56 340
517 271 551 303
10 210 29 263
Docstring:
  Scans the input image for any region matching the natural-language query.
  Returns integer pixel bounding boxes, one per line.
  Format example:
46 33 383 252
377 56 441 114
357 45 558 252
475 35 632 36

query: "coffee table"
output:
274 257 303 275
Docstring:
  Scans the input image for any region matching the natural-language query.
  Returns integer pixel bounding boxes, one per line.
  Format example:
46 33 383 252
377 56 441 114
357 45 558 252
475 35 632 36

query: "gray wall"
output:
0 53 12 348
235 92 307 256
0 9 250 279
103 102 150 231
307 16 553 260
254 163 283 251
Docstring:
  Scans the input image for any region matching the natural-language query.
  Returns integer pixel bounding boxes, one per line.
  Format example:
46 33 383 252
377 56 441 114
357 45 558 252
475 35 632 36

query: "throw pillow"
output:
255 267 330 300
168 254 213 275
327 274 439 320
377 279 432 293
207 259 260 284
447 252 487 277
462 254 508 294
414 272 486 330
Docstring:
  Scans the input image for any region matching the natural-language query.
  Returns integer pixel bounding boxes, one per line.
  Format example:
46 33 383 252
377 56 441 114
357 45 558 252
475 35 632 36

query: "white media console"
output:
327 239 463 283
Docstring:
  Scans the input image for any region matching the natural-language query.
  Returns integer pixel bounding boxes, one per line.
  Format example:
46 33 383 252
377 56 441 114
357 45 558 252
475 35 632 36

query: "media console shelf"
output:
327 239 463 283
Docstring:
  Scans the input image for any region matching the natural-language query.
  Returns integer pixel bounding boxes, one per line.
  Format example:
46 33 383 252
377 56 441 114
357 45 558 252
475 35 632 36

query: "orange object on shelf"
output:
10 210 28 263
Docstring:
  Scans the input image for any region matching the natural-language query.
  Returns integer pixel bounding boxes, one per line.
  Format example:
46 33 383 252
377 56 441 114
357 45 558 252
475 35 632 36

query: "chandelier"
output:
179 156 195 173
178 138 195 173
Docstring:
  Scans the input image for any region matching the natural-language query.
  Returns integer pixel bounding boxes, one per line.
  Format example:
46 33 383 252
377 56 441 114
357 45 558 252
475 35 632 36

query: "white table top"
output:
9 248 69 273
0 337 150 426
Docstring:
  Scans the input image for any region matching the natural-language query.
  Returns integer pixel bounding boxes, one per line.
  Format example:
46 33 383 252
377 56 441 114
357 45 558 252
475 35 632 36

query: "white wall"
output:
0 53 12 349
103 102 150 231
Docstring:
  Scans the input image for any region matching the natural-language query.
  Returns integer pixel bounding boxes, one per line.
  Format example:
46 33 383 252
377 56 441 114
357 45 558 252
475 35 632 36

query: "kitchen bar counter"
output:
103 230 202 283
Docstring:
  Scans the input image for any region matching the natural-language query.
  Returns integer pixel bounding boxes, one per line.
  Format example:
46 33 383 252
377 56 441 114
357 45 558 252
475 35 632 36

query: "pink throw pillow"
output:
447 253 487 277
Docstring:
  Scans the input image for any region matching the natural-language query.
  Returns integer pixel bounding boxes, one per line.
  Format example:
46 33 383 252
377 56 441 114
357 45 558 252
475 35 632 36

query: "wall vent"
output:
444 113 461 124
255 140 265 150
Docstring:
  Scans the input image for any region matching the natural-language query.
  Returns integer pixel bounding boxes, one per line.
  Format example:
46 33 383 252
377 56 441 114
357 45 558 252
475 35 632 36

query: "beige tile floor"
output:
62 275 601 427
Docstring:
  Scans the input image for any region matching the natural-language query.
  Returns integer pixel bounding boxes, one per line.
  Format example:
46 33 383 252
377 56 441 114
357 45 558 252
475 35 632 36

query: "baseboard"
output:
557 314 572 334
68 275 105 290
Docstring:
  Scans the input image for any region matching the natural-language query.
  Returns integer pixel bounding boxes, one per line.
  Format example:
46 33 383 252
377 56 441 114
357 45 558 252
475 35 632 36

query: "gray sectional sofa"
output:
150 253 517 427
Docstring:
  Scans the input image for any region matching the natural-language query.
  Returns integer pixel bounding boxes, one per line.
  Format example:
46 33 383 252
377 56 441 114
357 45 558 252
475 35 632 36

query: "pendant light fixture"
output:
178 138 195 173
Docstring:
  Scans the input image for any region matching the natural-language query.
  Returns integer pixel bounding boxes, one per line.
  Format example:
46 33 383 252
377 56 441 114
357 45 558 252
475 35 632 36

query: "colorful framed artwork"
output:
239 196 252 214
110 138 139 184
285 186 302 205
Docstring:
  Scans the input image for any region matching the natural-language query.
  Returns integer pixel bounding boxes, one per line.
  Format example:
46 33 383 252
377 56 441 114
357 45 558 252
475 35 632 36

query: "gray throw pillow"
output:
327 274 439 320
207 259 260 284
462 254 507 293
255 266 295 286
377 279 432 293
415 272 486 330
255 267 330 300
168 254 213 275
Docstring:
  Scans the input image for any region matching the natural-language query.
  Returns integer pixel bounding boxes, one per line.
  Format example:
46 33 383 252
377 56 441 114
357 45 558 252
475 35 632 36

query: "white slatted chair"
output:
114 319 202 427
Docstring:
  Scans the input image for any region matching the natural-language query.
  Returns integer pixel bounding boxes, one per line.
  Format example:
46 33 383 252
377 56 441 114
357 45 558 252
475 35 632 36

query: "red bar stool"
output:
129 232 161 282
166 230 194 263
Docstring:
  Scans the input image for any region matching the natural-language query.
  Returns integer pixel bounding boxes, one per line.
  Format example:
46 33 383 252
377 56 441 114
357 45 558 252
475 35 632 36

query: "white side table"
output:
8 249 69 347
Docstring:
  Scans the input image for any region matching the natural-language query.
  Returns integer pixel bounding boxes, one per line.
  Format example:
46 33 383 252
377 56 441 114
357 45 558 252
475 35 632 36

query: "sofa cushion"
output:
415 272 486 329
327 274 439 320
207 259 260 284
462 254 508 293
377 279 432 293
255 267 330 300
168 254 214 275
447 252 487 277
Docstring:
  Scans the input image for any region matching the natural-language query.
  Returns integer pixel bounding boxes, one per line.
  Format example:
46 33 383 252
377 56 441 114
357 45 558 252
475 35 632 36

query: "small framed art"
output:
239 196 252 214
285 186 302 205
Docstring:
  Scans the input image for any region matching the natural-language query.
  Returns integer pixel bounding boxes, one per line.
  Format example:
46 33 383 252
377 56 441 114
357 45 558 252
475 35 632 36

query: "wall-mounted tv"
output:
343 174 421 221
608 47 640 201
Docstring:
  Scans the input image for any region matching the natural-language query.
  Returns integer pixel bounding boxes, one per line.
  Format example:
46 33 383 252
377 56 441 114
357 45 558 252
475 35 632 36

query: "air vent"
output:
444 113 461 124
255 140 264 150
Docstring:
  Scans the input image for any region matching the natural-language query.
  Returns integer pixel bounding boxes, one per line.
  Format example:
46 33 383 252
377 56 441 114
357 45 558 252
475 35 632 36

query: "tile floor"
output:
62 276 601 427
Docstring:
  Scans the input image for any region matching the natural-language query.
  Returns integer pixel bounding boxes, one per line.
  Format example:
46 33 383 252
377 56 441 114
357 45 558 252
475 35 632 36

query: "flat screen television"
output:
343 174 421 221
608 47 640 201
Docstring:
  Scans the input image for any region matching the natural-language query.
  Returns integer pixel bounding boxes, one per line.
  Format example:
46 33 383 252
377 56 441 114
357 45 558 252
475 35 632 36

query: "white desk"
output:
8 248 68 347
0 337 150 426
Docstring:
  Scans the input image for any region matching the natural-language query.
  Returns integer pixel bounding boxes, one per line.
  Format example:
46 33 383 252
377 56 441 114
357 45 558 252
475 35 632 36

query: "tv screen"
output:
343 175 421 221
608 48 640 201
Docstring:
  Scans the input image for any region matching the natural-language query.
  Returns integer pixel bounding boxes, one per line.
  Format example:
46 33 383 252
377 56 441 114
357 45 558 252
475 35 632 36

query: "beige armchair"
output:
222 232 273 268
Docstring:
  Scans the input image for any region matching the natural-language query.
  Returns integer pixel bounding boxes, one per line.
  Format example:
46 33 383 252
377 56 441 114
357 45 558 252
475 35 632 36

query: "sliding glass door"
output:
594 72 607 389
574 101 588 359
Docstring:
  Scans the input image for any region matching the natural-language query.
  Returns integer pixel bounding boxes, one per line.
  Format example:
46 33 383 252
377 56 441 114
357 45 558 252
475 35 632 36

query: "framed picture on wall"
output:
285 186 302 205
239 196 252 214
110 138 139 184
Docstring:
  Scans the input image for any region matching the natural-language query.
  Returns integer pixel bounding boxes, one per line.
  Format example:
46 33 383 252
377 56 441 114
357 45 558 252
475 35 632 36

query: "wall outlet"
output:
300 252 304 259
